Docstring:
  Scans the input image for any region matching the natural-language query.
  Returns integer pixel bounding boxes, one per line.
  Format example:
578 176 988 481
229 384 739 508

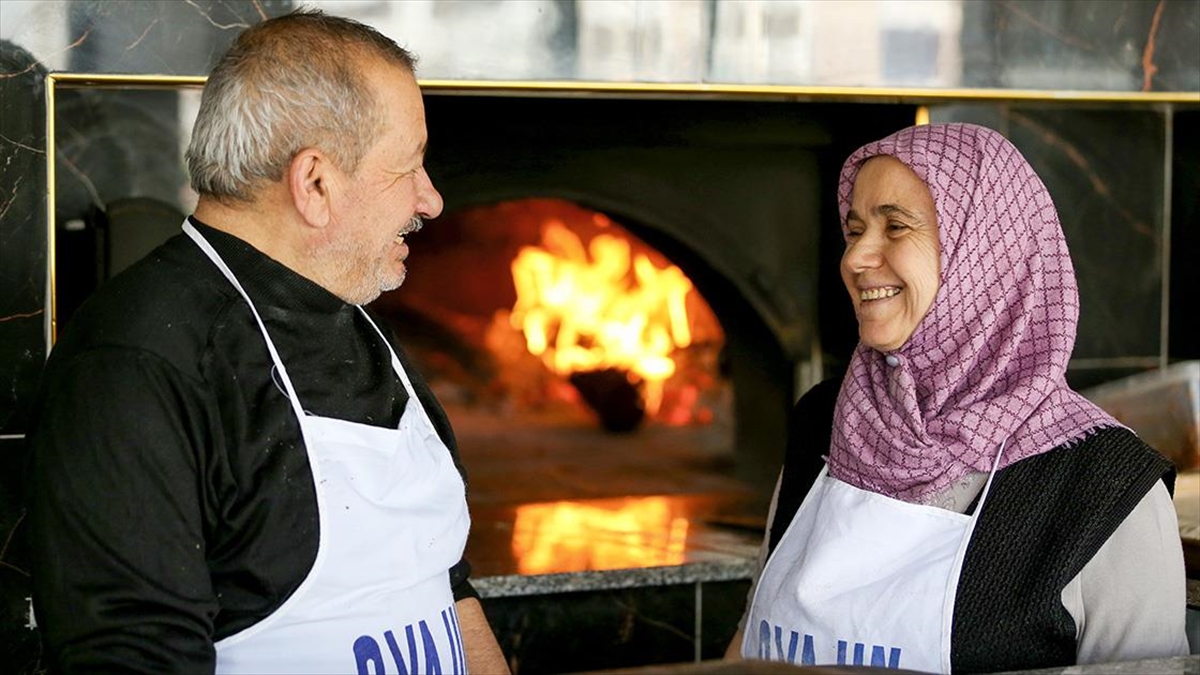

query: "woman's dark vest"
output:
768 378 1174 674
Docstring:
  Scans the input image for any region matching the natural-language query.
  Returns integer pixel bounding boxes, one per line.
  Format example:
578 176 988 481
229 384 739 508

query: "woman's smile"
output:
859 286 902 301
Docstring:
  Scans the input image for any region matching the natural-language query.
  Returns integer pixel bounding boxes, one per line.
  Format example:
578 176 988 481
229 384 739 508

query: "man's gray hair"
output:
186 10 416 202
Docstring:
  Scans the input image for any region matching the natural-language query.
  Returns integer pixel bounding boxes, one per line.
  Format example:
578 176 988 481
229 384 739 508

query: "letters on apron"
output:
743 441 1005 674
185 222 471 674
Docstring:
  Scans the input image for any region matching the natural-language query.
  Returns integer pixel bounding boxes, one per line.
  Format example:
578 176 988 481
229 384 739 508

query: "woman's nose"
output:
844 236 883 271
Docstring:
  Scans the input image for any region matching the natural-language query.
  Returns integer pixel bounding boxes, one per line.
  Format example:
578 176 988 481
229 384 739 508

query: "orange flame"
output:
511 497 690 574
509 220 694 415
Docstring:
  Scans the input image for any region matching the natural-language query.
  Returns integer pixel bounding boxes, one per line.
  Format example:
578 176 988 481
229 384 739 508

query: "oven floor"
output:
447 402 770 581
447 403 753 507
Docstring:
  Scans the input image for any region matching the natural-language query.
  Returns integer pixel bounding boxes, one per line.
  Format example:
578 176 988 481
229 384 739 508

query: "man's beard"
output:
321 227 406 306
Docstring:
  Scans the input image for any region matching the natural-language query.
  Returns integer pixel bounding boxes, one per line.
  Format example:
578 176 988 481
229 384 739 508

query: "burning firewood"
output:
568 368 645 433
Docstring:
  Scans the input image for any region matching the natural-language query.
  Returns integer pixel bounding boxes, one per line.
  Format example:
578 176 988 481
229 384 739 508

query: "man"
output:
27 10 509 674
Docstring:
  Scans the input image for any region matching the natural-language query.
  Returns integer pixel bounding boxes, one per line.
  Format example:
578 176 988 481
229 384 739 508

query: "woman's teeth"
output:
860 287 900 301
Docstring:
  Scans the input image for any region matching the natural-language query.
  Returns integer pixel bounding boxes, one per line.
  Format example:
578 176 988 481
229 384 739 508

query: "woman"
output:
727 123 1189 672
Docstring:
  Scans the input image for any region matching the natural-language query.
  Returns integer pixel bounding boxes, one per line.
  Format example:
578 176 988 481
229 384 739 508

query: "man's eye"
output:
886 221 910 232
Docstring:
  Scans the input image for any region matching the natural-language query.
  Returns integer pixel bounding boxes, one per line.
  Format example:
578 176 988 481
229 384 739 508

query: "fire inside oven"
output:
369 197 747 574
379 198 726 430
370 198 736 505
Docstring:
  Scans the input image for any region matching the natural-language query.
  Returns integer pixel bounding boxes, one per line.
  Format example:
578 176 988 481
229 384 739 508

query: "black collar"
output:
187 215 349 315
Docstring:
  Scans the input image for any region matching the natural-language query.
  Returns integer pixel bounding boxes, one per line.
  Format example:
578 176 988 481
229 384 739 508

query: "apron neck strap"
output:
183 220 308 421
354 307 418 402
354 307 442 433
973 438 1007 517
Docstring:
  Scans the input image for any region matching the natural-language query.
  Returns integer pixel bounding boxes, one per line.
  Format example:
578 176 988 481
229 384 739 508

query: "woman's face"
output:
841 155 941 353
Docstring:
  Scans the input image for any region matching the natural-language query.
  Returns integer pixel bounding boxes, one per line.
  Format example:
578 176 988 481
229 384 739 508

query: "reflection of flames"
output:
511 498 690 575
509 220 695 416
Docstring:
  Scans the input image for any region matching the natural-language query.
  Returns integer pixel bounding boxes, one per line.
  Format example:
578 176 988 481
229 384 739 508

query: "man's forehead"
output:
368 65 426 146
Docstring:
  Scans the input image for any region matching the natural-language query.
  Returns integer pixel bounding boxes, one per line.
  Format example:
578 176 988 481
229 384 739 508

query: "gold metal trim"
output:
50 73 208 88
41 72 1200 346
915 106 931 126
46 71 1200 102
45 73 57 354
415 79 1200 104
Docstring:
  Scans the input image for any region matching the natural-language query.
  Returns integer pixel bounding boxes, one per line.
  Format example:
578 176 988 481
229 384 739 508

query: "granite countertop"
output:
465 492 764 598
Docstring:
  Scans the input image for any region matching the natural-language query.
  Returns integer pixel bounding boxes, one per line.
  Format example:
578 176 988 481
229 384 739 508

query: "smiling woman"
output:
729 123 1189 672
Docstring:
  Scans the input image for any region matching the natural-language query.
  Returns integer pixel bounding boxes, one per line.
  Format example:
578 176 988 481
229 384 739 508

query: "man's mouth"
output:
396 215 424 243
860 286 901 301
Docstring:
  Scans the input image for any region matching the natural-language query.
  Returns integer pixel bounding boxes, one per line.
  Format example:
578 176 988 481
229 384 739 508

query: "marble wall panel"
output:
1008 107 1166 361
0 41 47 436
1 1 1197 89
962 0 1200 91
2 1 291 75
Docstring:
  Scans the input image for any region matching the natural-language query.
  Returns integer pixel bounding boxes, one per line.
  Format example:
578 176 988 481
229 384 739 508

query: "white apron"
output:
743 442 1005 673
184 222 471 675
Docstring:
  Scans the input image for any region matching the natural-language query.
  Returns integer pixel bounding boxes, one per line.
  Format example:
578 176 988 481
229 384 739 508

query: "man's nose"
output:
417 168 444 220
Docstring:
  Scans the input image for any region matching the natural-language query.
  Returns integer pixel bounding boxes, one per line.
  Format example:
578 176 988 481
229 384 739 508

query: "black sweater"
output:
27 218 475 674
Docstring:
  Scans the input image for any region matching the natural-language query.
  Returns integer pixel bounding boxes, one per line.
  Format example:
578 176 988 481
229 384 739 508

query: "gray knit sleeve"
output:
1061 481 1191 662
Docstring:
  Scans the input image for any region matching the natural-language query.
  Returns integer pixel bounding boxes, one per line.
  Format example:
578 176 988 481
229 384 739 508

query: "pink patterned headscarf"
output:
827 123 1118 503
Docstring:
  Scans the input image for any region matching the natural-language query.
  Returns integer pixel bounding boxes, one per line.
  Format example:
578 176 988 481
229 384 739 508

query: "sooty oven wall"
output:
419 93 916 491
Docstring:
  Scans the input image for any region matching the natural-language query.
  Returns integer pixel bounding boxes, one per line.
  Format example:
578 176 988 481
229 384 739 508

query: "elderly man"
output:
27 10 508 674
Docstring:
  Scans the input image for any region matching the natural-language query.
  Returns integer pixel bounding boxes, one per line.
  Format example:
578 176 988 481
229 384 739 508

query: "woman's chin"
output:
860 332 906 354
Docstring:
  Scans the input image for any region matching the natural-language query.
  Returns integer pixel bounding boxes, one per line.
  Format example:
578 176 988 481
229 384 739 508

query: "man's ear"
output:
288 148 332 229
